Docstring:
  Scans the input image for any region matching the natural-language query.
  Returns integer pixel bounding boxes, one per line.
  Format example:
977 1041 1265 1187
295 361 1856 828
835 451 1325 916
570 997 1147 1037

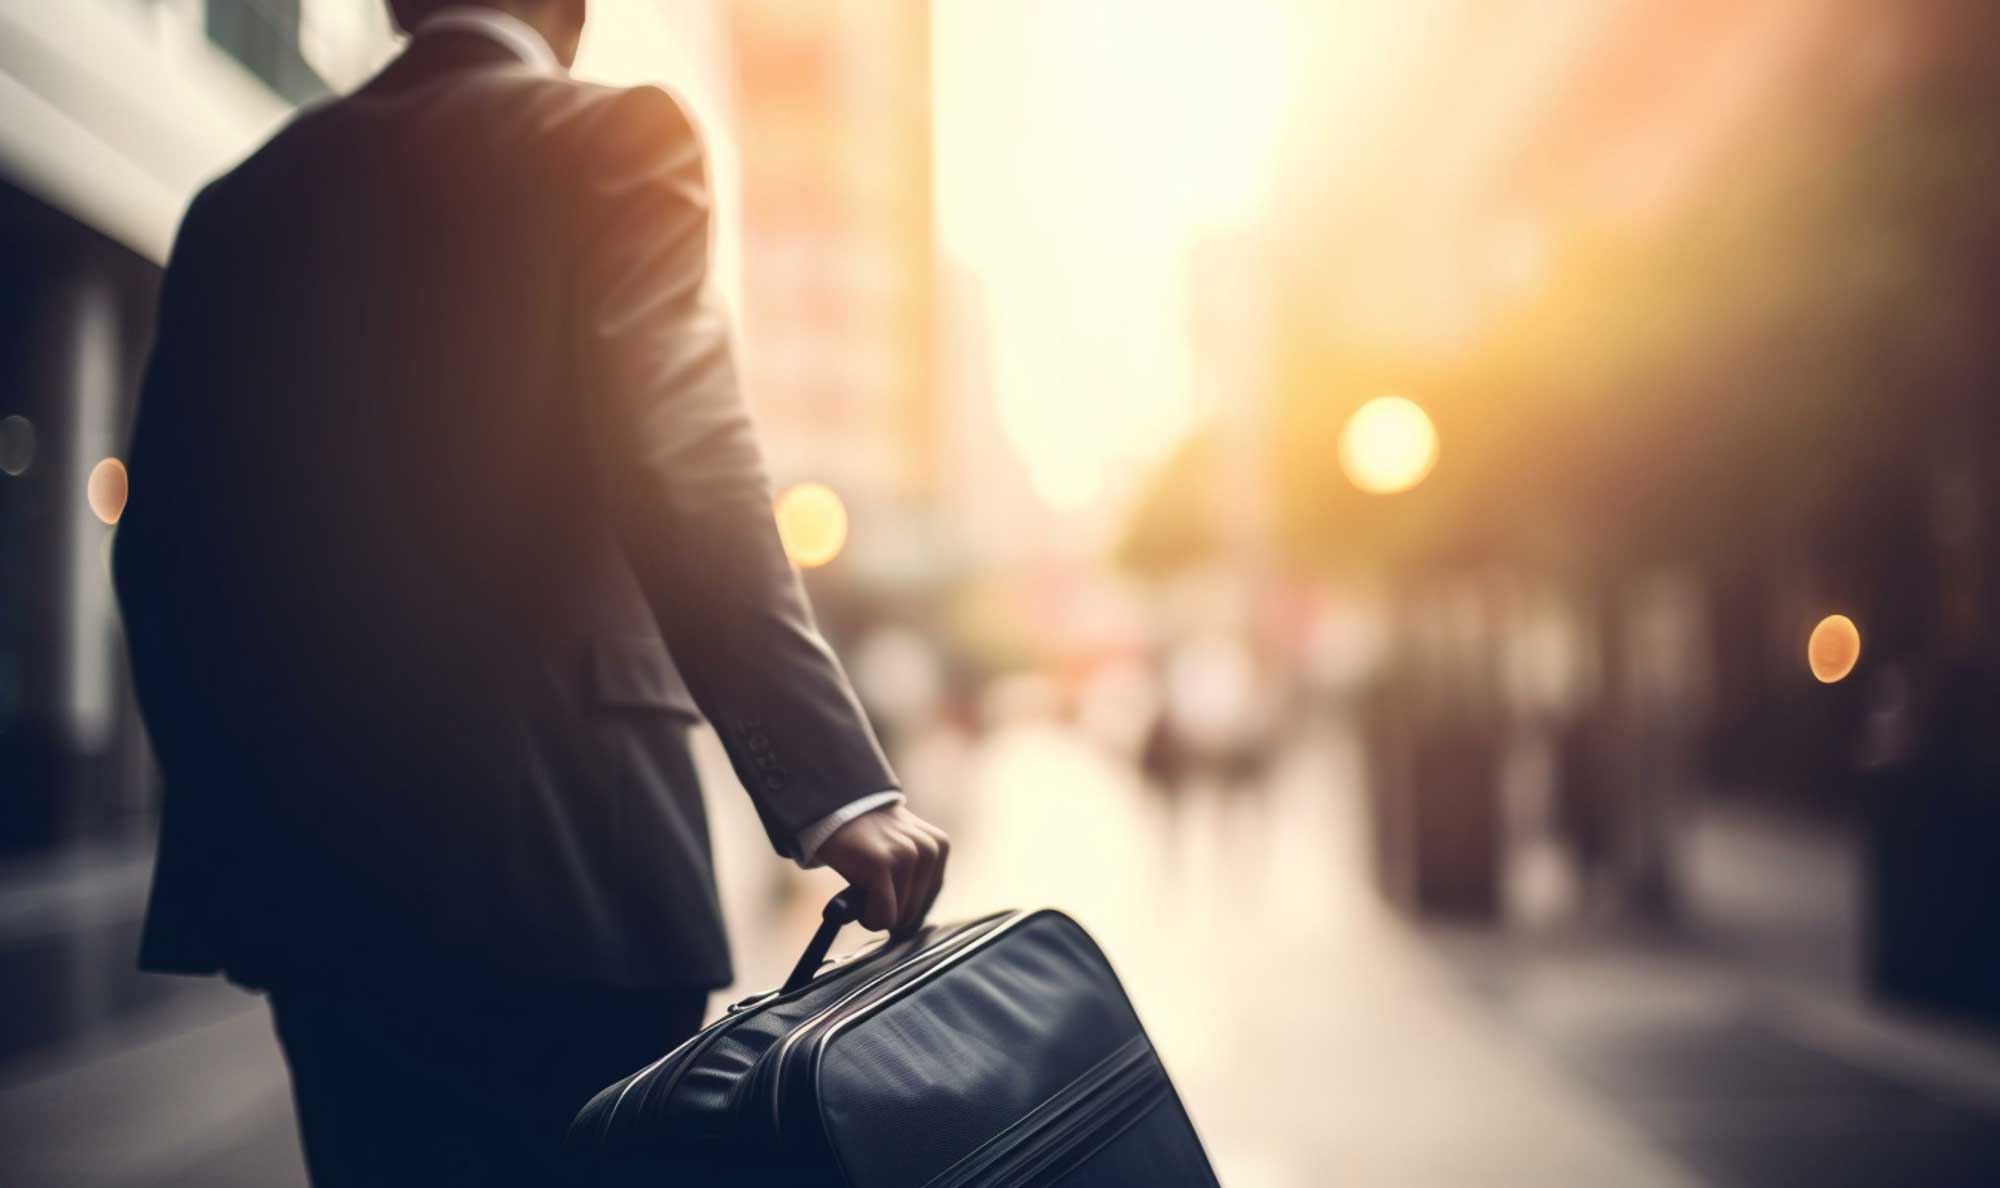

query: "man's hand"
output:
817 804 950 935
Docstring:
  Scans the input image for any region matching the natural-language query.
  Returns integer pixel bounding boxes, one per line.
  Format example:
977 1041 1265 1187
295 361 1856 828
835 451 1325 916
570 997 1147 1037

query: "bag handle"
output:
781 886 864 994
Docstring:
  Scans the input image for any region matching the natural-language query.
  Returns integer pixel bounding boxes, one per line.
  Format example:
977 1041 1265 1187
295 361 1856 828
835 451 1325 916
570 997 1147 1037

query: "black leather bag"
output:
567 892 1219 1186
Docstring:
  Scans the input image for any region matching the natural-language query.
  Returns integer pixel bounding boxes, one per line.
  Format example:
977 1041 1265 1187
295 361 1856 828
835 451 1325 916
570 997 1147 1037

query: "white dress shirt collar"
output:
414 6 561 75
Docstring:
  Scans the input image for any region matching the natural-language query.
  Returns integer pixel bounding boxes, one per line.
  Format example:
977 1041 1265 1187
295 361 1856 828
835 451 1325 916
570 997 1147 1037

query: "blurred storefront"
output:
0 0 309 855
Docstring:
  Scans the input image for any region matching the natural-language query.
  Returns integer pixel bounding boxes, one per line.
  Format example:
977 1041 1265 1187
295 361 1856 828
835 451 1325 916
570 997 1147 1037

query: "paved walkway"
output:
915 721 1700 1188
4 720 1998 1186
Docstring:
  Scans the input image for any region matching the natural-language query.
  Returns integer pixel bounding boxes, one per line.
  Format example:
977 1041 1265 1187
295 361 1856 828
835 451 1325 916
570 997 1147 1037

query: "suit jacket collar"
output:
413 7 561 75
362 14 558 98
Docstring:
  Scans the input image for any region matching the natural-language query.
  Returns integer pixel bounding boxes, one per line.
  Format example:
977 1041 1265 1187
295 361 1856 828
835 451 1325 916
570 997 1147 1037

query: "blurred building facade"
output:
728 0 933 506
0 0 312 856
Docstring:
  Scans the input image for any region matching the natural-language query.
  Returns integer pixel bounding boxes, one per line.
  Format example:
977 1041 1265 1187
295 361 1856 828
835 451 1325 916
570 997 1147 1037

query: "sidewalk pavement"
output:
5 719 1999 1186
914 720 1703 1188
1439 792 2000 1188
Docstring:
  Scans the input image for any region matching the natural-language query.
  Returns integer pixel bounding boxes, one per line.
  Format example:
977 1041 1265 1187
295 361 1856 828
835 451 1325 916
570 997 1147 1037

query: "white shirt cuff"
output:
794 791 905 868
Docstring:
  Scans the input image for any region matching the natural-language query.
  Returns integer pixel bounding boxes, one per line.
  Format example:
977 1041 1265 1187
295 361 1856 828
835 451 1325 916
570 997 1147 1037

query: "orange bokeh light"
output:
775 481 849 569
87 457 128 524
1807 614 1861 683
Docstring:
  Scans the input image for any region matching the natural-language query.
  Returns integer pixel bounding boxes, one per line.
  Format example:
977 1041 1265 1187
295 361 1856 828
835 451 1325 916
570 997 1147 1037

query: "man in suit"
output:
111 1 949 1182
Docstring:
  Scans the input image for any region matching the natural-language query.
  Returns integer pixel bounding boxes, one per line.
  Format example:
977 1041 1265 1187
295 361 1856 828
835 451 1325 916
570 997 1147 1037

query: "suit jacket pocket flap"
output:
588 636 701 719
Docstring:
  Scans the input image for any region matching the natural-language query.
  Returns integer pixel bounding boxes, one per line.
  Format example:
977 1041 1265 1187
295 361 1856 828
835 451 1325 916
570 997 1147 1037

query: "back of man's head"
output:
385 0 586 68
385 0 462 33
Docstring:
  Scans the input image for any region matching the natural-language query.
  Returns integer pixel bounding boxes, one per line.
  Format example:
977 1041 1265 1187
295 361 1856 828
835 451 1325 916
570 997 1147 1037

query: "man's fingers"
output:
921 822 951 868
917 824 950 928
903 826 953 934
858 873 898 932
817 803 950 935
894 829 940 934
884 832 919 934
909 860 944 935
897 823 949 934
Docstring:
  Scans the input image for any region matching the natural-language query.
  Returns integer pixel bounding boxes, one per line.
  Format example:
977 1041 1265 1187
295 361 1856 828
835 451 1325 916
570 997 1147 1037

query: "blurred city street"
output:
6 3 2000 1186
9 713 2000 1187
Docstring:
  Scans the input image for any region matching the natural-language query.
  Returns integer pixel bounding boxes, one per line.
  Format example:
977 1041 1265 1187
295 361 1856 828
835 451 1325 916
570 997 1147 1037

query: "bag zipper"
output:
772 909 1052 1138
599 913 1006 1144
752 911 1022 1132
987 1050 1171 1188
918 1034 1165 1188
597 930 898 1143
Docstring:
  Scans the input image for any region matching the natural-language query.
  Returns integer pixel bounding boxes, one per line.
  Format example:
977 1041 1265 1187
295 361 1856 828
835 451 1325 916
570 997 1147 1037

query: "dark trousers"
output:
270 977 707 1187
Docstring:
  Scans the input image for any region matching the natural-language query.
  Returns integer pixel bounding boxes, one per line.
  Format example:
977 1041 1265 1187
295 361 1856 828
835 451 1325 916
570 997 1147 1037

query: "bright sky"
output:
931 0 1301 515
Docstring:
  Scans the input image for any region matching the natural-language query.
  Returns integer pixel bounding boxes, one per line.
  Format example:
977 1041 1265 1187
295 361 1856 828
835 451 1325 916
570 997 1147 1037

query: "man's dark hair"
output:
387 0 493 35
385 0 585 69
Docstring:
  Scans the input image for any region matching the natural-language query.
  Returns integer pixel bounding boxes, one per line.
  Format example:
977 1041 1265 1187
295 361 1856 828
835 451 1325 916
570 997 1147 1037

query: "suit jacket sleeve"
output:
571 85 897 855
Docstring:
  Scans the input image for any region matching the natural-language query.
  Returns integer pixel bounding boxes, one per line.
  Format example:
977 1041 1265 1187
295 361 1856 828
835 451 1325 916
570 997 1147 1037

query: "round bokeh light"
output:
775 481 849 569
1808 614 1861 683
1338 395 1438 495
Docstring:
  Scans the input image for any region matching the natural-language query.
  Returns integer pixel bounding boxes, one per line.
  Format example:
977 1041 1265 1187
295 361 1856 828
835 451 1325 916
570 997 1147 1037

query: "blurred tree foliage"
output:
1123 89 2000 582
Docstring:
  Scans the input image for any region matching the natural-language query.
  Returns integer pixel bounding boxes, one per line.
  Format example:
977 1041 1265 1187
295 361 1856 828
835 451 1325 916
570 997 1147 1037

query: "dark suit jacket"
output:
112 31 896 990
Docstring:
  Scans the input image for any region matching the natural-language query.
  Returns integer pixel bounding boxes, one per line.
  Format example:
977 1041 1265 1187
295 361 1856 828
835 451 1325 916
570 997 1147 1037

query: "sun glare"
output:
934 0 1301 518
1339 396 1439 495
